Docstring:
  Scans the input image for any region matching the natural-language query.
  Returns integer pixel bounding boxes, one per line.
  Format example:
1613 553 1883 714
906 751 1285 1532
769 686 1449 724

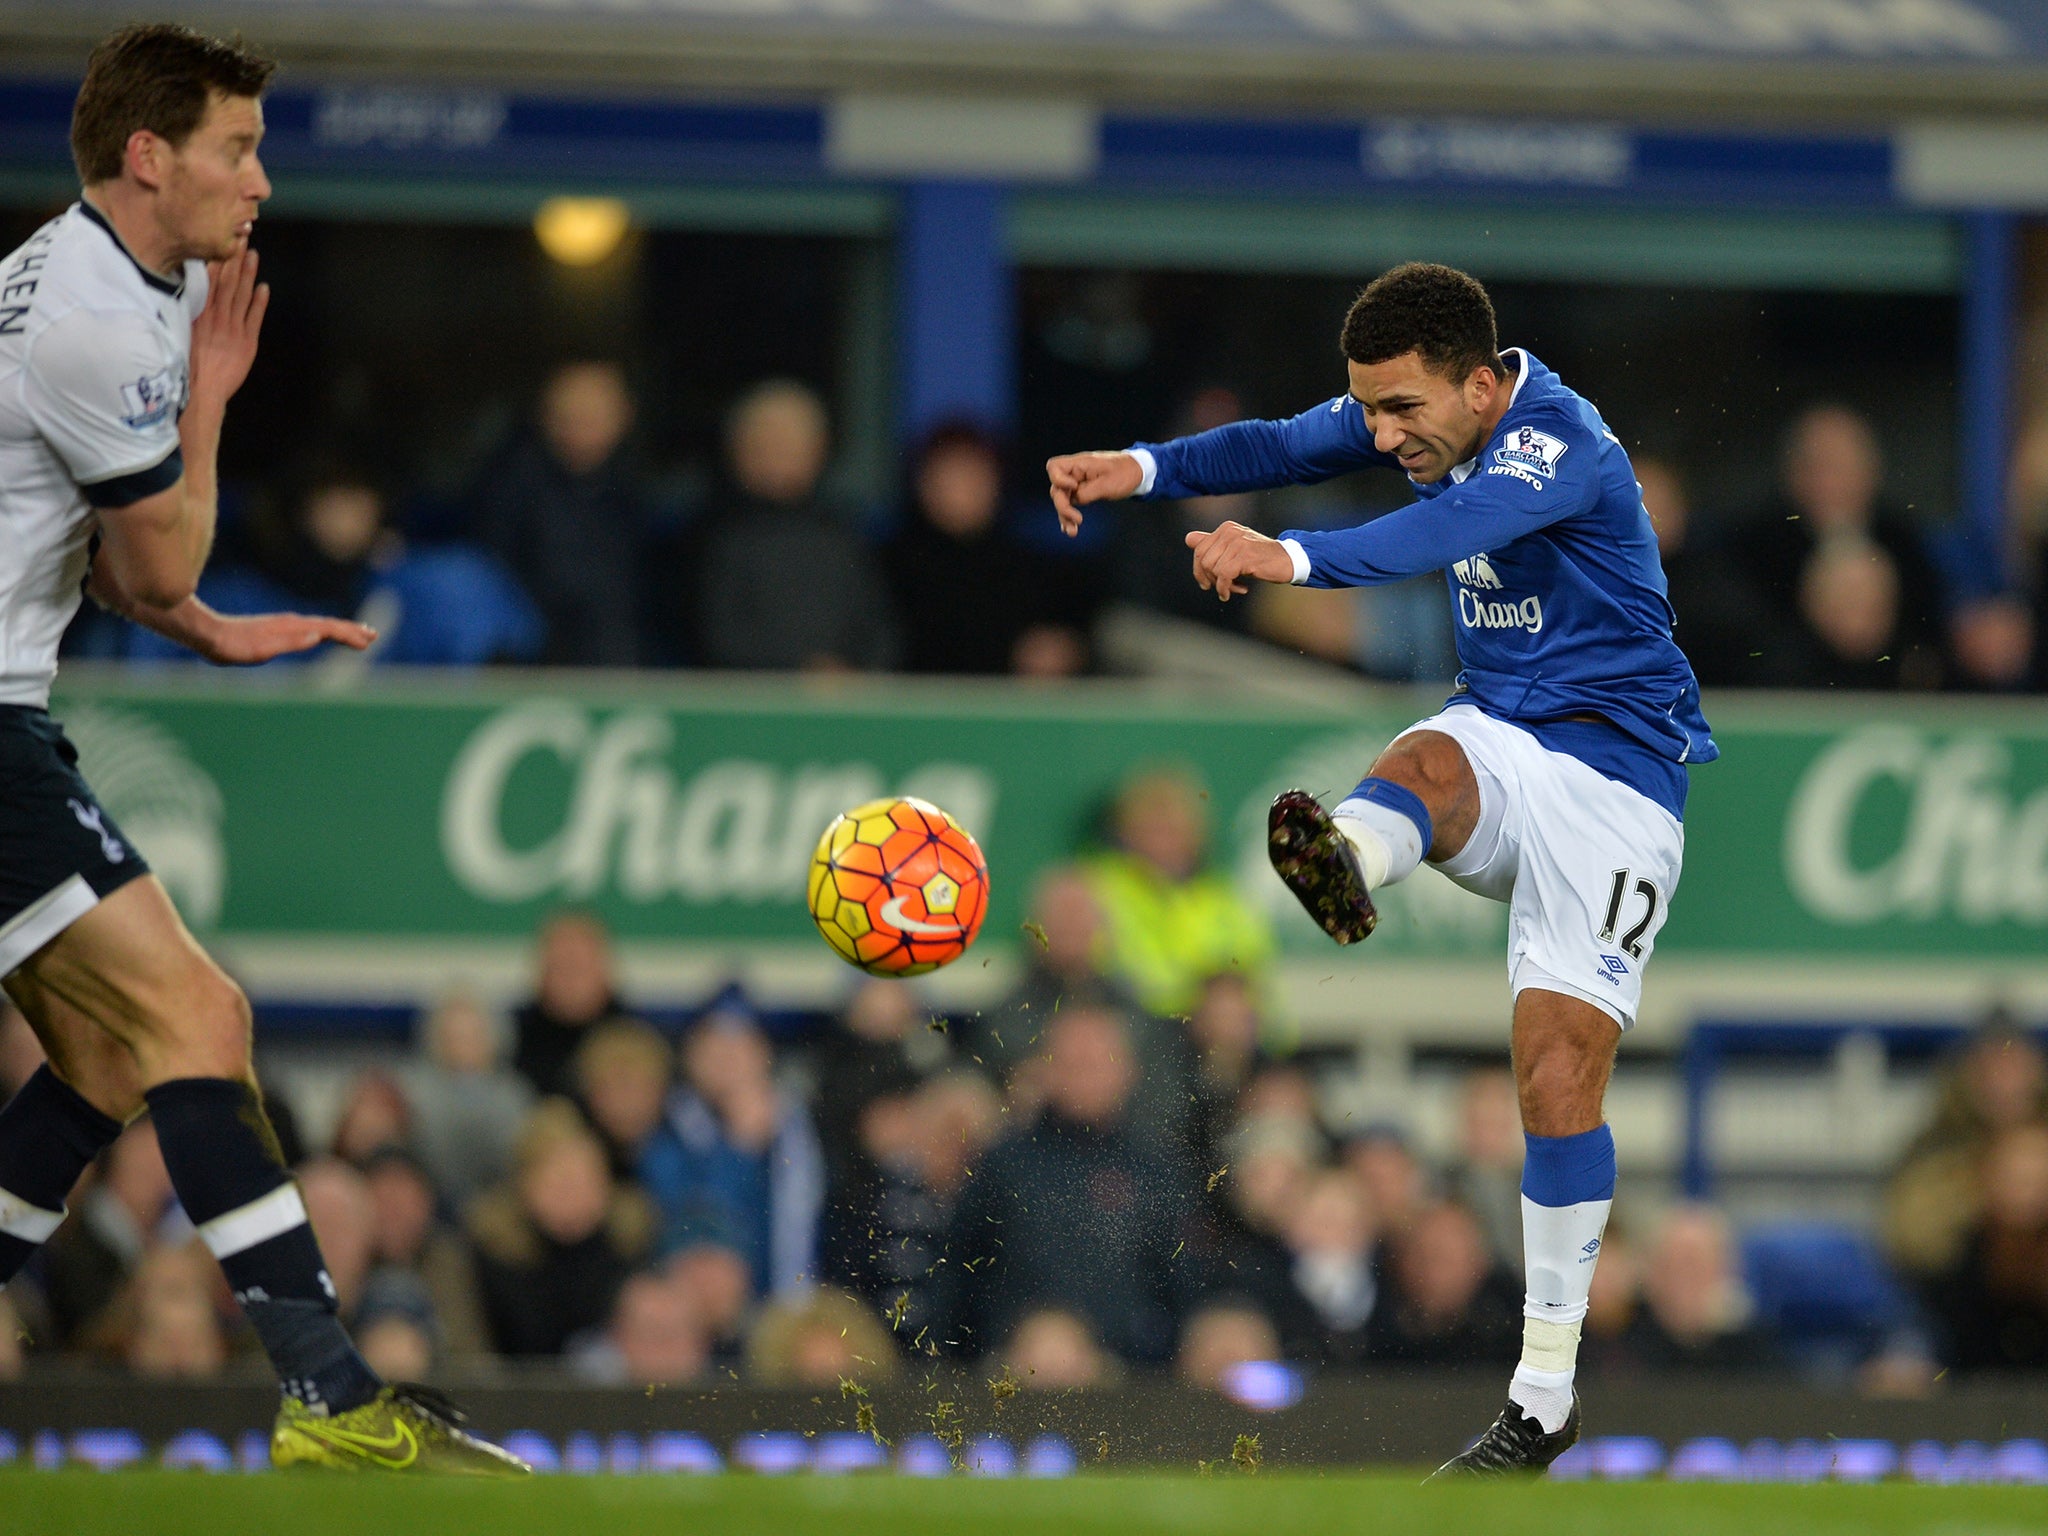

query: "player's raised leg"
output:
1272 717 1625 1476
13 877 526 1474
1432 987 1616 1477
1267 728 1479 943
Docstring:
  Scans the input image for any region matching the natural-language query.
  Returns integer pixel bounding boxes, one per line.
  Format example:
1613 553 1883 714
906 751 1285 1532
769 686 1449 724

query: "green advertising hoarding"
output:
43 675 2048 997
50 675 1481 955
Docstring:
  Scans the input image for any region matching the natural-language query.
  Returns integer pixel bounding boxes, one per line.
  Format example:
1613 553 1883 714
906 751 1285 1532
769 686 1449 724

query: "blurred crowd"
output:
2 763 2045 1395
55 361 2048 692
1639 405 2041 694
64 366 1102 680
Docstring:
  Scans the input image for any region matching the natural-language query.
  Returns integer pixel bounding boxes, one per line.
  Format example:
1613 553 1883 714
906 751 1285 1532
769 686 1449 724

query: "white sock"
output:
1507 1193 1612 1434
1330 797 1425 891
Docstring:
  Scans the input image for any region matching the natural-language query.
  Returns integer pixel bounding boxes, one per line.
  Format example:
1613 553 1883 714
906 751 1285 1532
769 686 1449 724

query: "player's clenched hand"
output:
1045 451 1143 537
199 610 376 666
190 245 269 405
1185 521 1293 602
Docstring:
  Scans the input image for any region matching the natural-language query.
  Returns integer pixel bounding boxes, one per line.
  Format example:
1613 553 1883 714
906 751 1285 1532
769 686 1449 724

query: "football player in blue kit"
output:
1047 262 1716 1477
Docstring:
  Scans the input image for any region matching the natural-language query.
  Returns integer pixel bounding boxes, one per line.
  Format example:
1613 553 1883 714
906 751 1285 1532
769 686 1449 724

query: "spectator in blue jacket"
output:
126 460 542 668
640 994 824 1299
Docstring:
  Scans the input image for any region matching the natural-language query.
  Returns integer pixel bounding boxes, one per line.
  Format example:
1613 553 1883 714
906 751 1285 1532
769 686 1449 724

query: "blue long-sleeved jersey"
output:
1134 349 1715 818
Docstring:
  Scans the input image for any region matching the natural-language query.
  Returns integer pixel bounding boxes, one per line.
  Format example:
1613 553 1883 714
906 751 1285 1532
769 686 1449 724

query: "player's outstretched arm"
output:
1045 450 1144 536
1184 521 1296 602
86 554 376 665
1047 397 1392 538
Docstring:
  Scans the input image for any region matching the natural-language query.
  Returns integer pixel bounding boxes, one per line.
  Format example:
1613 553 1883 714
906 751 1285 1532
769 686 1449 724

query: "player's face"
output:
1347 352 1494 484
160 92 270 262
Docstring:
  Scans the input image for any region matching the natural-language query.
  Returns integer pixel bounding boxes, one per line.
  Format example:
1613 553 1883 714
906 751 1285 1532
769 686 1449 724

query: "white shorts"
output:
1394 705 1684 1030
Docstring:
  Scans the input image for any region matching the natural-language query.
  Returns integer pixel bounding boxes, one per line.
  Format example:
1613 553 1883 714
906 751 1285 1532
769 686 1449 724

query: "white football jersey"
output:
0 201 205 707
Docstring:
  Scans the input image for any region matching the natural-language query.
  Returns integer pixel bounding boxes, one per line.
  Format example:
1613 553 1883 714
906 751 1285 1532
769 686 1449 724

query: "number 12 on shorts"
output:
1598 868 1659 960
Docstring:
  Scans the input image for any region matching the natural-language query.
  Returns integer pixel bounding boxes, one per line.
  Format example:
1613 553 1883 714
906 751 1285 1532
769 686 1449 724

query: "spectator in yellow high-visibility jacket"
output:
1081 764 1279 1022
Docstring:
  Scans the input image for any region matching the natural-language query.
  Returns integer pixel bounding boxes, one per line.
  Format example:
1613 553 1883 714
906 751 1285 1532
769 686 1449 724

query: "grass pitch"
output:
3 1470 2045 1536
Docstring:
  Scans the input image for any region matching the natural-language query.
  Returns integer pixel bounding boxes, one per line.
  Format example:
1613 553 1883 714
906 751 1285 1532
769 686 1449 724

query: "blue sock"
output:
145 1078 381 1413
1520 1125 1617 1208
0 1066 124 1283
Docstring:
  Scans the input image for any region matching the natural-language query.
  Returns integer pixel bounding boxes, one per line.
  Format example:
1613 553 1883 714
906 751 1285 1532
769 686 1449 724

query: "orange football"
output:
807 797 989 976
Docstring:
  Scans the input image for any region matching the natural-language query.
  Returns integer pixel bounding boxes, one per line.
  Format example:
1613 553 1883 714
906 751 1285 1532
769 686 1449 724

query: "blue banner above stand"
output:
0 80 1928 212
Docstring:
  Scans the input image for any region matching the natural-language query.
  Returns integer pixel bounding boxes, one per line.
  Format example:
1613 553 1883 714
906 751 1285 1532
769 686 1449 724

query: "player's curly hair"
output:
1340 263 1506 384
71 24 275 185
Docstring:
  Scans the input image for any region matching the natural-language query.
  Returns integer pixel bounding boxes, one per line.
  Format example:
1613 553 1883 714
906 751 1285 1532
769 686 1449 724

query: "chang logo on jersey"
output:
1452 554 1502 590
1491 426 1568 480
1459 590 1545 634
119 365 184 431
1453 551 1542 634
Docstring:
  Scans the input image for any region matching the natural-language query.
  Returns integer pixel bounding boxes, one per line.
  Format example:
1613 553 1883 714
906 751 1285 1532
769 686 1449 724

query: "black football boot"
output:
1266 790 1377 945
1427 1396 1581 1481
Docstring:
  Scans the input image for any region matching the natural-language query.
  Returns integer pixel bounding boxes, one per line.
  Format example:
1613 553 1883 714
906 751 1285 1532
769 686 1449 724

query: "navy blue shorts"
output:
0 705 148 978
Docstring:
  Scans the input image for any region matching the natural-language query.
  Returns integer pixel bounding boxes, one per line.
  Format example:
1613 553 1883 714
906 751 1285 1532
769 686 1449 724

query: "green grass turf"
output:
3 1470 2046 1536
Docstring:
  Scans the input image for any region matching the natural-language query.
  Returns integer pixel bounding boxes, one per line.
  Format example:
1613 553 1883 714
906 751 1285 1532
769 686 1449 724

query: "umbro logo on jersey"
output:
1598 954 1630 982
1486 461 1548 490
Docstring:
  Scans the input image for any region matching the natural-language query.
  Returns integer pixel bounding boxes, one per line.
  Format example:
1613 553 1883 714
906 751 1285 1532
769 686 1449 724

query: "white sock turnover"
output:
1330 796 1425 891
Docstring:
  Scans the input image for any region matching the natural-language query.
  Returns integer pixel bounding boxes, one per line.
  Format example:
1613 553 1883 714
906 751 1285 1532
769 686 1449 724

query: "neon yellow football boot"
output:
271 1383 532 1475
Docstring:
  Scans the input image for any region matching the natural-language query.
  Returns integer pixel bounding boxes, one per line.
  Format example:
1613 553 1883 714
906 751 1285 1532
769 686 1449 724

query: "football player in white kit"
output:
0 24 525 1473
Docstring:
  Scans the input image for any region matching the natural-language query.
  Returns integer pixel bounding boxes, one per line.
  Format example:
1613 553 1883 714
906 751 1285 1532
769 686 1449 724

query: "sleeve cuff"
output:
1280 537 1312 585
80 446 183 509
1127 447 1157 497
